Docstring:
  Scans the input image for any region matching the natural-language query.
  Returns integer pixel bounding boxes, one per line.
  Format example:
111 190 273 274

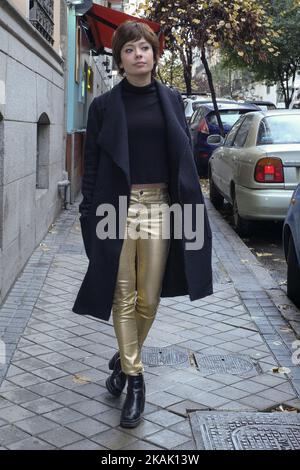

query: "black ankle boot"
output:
106 352 127 397
120 373 145 428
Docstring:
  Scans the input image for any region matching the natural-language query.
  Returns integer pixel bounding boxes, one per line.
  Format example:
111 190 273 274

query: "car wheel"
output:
287 235 300 307
209 175 223 209
232 194 252 237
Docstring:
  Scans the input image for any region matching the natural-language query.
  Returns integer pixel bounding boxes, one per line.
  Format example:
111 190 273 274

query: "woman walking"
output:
72 21 213 429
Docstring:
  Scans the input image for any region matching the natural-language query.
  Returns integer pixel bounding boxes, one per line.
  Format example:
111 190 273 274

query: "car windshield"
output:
258 104 276 111
257 104 269 111
257 115 300 144
207 110 248 127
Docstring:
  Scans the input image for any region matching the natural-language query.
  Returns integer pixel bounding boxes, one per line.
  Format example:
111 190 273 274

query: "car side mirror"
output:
207 134 225 146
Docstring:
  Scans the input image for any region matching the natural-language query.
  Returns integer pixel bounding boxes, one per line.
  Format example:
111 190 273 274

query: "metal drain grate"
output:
190 411 300 450
193 353 261 375
141 347 190 367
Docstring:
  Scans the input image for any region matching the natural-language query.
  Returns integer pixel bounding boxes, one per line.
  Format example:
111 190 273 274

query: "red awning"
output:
85 4 165 55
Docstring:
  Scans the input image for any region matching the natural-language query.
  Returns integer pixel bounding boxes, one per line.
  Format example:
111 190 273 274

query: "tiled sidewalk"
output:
0 198 299 450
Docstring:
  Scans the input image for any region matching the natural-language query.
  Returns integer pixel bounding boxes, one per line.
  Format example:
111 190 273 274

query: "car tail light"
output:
199 152 209 159
197 118 209 134
254 157 284 183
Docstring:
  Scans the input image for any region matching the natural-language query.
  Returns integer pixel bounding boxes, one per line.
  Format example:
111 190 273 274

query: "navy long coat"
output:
72 78 213 320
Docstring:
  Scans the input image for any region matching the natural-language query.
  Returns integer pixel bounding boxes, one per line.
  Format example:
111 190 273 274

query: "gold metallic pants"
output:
112 187 170 376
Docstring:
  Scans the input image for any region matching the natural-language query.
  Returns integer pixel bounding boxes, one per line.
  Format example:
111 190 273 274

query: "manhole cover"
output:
190 411 300 450
193 353 261 375
141 347 190 367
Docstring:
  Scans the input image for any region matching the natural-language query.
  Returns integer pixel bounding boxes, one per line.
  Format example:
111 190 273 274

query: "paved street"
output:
0 196 300 450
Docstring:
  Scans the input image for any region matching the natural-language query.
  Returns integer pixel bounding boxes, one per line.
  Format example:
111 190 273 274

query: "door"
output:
216 116 248 199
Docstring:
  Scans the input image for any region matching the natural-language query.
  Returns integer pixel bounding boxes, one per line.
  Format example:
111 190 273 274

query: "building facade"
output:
0 0 65 303
0 0 140 305
65 0 116 203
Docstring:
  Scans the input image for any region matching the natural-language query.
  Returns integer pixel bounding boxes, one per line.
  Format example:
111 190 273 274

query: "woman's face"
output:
119 37 155 81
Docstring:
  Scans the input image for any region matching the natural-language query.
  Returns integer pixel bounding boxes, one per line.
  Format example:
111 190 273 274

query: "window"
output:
257 115 300 145
190 108 202 125
207 110 251 127
192 101 202 111
232 115 253 147
224 116 246 147
29 0 54 45
36 113 50 189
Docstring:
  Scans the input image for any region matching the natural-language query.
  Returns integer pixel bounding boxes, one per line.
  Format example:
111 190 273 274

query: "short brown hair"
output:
112 21 160 78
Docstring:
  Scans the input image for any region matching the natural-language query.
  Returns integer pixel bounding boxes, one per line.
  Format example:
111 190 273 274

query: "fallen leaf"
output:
39 243 50 251
273 404 298 413
279 326 292 332
271 366 290 374
278 304 293 310
256 252 272 257
72 374 91 384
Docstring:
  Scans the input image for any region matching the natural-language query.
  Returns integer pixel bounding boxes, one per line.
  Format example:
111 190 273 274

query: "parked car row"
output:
186 97 280 175
200 106 300 308
208 109 300 233
189 102 259 175
240 100 277 111
283 183 300 308
184 96 239 124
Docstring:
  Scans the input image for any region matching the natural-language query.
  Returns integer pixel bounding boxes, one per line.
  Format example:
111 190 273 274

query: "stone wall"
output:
0 0 65 303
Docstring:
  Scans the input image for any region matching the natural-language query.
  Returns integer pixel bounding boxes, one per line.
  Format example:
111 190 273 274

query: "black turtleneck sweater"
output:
121 77 169 184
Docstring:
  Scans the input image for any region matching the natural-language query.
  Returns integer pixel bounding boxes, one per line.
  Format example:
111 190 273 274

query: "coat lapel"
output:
155 79 190 156
97 81 131 188
155 79 191 181
97 78 190 189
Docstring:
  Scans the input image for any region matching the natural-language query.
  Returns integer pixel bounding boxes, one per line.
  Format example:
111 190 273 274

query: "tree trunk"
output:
180 46 192 95
201 47 225 137
285 71 290 108
278 65 288 108
290 64 297 105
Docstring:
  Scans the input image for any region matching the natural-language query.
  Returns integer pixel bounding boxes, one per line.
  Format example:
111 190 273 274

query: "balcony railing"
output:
29 0 54 46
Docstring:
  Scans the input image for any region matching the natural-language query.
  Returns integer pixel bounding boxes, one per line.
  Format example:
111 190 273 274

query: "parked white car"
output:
208 110 300 235
289 88 300 109
184 96 211 123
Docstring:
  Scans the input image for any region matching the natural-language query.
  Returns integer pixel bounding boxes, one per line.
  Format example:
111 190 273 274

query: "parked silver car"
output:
208 110 300 235
283 183 300 307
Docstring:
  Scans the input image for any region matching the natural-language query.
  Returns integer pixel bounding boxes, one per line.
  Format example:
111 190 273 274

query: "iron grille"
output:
29 0 54 46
